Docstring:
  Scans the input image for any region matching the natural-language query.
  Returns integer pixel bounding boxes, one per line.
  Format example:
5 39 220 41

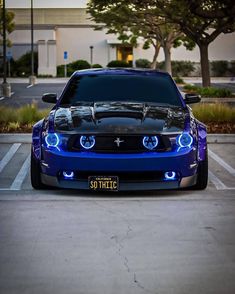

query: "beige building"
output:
7 5 235 77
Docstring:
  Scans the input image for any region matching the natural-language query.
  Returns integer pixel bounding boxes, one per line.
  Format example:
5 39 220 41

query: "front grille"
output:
67 134 172 153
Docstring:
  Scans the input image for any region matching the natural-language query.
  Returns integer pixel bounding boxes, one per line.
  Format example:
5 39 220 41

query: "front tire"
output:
193 153 208 190
31 150 46 189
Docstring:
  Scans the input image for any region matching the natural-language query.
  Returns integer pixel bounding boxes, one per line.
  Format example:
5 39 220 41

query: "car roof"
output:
72 68 171 77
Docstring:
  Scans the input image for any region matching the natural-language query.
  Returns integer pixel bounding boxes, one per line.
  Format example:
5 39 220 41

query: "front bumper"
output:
39 147 198 190
41 173 197 190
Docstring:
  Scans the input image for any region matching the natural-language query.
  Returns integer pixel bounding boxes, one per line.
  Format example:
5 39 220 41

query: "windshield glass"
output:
59 74 182 107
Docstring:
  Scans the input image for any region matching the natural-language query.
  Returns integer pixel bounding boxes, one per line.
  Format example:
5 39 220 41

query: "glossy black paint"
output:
42 93 57 104
184 93 201 104
54 102 188 134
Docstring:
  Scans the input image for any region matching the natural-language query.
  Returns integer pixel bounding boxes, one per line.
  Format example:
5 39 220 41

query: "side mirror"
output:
42 93 57 104
184 93 201 104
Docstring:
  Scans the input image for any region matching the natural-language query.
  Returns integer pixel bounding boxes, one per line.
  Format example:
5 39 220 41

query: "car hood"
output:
54 102 188 134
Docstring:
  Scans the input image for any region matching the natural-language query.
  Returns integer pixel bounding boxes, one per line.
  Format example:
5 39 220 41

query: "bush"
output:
192 103 235 123
183 84 232 97
211 60 229 77
0 106 18 124
57 65 65 77
183 84 199 92
228 60 235 76
107 60 131 67
156 61 195 76
57 60 91 77
12 51 38 77
92 64 103 68
171 61 195 76
174 77 185 84
156 61 164 71
0 104 50 131
135 59 151 68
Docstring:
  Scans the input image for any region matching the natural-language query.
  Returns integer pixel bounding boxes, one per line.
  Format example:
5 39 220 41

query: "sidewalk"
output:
0 77 69 84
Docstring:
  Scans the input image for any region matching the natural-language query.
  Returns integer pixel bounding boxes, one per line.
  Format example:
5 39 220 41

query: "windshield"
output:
59 74 182 107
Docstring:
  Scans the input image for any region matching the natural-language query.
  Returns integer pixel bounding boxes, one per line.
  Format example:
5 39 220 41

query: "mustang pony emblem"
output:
114 137 124 147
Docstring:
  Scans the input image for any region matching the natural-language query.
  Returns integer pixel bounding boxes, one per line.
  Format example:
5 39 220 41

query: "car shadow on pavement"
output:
36 188 199 199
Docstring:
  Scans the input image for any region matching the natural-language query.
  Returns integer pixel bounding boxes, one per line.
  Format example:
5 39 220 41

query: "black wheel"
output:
193 153 208 190
31 150 46 189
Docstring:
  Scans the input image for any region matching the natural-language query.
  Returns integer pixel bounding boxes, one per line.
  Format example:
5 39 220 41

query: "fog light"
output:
164 171 176 180
63 171 74 179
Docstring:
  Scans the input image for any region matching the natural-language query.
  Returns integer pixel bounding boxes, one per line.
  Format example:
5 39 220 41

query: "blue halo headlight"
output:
80 135 96 149
45 133 59 147
143 136 158 150
176 132 193 148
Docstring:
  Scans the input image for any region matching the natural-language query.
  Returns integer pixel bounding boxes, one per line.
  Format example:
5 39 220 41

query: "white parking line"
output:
208 170 235 190
0 143 21 173
26 84 34 88
0 92 14 99
10 154 31 190
208 148 235 177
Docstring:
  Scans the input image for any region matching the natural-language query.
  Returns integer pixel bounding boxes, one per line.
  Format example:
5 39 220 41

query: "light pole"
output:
89 46 93 67
29 0 36 85
1 0 11 97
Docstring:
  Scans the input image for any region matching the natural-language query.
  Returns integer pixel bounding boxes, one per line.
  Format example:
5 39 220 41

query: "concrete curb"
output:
0 134 32 143
201 98 235 103
207 134 235 144
0 133 234 144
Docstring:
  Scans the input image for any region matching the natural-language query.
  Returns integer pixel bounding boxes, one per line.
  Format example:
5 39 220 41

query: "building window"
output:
116 45 133 66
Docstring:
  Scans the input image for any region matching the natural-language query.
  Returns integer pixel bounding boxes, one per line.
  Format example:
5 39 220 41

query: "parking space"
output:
0 83 66 109
0 142 234 194
1 79 235 293
0 141 235 294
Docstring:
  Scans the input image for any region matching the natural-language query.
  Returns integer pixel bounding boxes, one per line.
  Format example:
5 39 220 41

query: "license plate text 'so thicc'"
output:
89 176 119 191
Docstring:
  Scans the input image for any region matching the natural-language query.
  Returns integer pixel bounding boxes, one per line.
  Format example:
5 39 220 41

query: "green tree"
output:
87 0 194 74
0 3 15 48
133 0 235 86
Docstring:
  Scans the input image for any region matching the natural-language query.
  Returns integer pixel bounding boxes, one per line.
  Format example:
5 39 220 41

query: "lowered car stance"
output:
31 68 208 191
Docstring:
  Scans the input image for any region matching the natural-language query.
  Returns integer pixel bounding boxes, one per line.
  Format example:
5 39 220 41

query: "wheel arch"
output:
32 119 44 161
196 121 207 162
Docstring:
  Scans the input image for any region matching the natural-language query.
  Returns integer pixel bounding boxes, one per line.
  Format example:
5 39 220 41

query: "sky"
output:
6 0 87 8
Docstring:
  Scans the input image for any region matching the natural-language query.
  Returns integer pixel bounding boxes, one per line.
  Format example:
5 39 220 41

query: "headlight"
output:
80 135 96 149
143 136 158 150
176 132 193 148
45 133 60 147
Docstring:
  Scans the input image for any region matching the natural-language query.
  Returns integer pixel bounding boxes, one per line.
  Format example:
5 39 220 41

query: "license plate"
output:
88 176 119 191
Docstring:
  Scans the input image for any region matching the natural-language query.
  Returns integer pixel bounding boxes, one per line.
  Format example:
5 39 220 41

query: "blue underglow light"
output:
63 171 74 179
80 135 96 149
164 171 176 180
143 136 158 150
176 132 193 148
45 133 59 148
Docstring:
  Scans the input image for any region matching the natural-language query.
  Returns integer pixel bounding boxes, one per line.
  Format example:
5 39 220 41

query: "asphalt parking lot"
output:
0 137 235 294
0 83 65 109
0 78 235 293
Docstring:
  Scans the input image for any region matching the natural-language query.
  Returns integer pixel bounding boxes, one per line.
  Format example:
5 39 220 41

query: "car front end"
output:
31 69 207 191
